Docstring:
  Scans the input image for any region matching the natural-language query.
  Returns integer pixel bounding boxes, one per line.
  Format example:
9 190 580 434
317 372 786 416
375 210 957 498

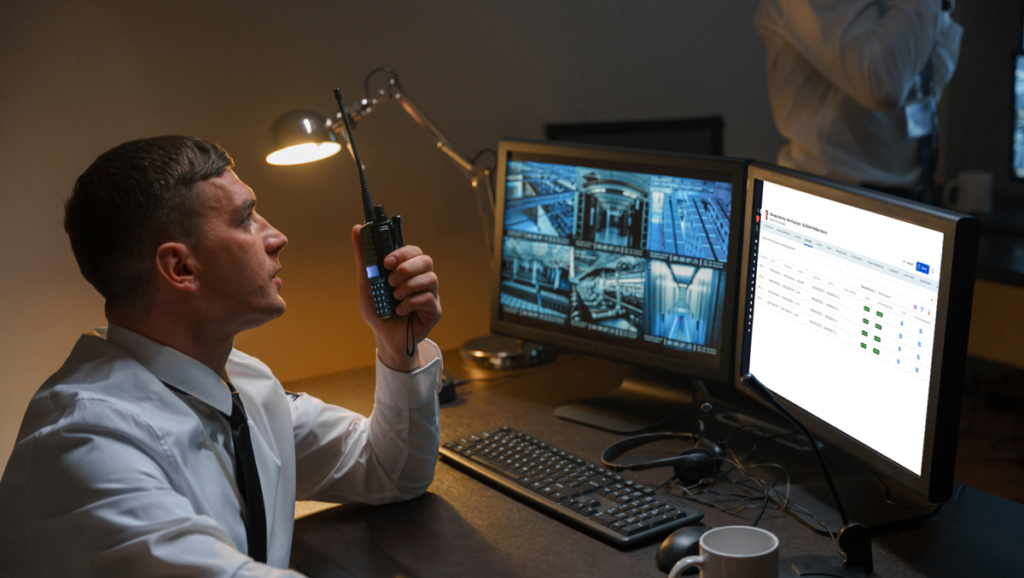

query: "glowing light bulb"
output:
265 142 342 165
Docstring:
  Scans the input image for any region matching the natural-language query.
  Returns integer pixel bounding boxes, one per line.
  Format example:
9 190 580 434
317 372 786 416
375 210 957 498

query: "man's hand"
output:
351 225 441 372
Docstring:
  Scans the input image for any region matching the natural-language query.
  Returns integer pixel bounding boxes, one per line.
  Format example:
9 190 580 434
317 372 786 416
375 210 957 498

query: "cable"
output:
405 314 415 357
663 456 794 521
752 466 786 527
659 428 843 556
470 148 497 171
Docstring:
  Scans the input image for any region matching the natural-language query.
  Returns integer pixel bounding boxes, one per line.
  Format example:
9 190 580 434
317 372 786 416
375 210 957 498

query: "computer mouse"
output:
655 525 710 573
439 373 456 404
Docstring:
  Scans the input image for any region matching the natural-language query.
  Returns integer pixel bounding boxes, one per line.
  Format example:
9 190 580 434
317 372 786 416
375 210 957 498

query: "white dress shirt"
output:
755 0 962 188
0 325 443 577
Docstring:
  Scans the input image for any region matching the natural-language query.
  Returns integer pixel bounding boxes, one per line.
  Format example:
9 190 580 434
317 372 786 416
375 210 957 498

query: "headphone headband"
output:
601 432 699 471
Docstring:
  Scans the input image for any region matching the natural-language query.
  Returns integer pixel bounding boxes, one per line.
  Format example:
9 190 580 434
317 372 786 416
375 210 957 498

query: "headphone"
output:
601 420 725 486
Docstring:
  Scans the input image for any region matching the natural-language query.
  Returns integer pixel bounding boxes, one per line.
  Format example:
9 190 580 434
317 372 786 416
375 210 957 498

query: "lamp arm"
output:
331 81 495 255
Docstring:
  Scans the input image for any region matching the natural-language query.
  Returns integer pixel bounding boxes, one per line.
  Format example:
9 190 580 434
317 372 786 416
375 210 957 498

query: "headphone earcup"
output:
672 448 715 485
701 439 725 462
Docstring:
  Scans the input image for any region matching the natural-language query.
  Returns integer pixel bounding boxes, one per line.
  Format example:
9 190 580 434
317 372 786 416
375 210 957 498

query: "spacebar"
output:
469 453 510 473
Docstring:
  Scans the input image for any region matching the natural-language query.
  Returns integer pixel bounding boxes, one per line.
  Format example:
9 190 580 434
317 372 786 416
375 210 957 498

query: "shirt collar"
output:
102 324 234 416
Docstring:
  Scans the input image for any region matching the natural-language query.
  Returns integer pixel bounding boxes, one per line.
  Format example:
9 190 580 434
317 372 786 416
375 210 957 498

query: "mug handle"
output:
942 179 960 209
669 554 704 578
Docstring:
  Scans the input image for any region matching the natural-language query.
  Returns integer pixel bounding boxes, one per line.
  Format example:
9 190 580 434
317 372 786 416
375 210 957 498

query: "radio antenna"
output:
334 89 375 223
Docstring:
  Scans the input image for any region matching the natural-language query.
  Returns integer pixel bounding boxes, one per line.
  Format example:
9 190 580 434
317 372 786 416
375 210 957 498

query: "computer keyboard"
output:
439 426 704 546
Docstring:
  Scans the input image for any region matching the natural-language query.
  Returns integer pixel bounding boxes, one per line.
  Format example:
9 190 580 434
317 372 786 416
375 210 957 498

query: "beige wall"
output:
0 1 781 472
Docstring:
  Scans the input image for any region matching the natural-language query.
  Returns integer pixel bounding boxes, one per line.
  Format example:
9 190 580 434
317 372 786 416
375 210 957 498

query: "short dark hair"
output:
64 136 234 309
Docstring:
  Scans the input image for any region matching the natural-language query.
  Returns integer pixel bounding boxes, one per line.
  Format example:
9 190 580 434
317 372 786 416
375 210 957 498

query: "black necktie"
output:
227 386 268 563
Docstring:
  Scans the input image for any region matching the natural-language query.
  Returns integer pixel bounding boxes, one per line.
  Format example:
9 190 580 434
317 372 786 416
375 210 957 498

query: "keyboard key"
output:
569 482 601 498
648 514 673 528
620 523 648 536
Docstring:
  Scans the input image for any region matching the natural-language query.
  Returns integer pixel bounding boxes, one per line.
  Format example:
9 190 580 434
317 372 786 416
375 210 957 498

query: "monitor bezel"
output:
490 138 750 383
735 162 978 504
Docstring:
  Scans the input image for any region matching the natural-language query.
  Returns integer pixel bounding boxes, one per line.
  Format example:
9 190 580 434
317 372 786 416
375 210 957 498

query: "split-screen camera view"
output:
499 160 733 356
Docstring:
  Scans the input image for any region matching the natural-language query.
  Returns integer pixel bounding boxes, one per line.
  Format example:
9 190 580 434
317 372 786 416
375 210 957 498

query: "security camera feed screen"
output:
499 158 734 365
1014 54 1024 178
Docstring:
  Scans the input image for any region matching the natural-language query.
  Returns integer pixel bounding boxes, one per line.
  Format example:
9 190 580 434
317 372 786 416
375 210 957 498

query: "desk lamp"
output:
267 69 550 369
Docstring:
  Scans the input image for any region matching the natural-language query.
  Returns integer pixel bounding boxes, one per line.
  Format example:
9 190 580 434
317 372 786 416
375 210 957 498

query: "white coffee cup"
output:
942 170 993 215
668 525 779 578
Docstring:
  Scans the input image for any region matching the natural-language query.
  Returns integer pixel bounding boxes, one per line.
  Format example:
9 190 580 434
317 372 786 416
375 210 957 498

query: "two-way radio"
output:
333 89 405 321
334 89 416 358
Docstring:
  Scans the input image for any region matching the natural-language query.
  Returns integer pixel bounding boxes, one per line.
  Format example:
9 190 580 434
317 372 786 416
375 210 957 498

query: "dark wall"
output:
942 0 1024 192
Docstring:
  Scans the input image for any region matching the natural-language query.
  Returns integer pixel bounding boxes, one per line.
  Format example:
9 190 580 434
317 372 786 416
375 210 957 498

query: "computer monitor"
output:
737 163 979 529
1013 53 1024 179
490 139 750 433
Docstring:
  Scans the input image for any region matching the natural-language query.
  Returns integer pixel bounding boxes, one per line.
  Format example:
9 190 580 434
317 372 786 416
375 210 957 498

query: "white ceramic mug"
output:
668 525 779 578
942 170 993 215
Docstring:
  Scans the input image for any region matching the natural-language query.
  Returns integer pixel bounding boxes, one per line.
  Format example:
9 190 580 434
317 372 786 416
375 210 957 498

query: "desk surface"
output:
287 350 1023 578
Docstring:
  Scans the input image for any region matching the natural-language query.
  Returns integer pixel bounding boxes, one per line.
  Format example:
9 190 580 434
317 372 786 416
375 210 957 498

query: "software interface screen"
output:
745 180 944 476
498 158 733 366
1015 54 1024 178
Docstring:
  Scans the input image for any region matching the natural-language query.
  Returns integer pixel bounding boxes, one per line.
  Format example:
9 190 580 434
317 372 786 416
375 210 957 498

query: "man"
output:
755 0 962 200
0 136 443 576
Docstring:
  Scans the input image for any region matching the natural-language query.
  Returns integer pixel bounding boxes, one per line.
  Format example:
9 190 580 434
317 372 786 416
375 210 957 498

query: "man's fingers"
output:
397 290 440 317
393 271 439 300
351 225 366 269
387 254 434 289
383 245 424 270
350 225 372 298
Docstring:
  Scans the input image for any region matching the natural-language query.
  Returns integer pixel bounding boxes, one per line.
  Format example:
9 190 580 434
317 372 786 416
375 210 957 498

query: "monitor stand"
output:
726 424 941 533
779 474 939 534
554 365 696 434
717 406 939 533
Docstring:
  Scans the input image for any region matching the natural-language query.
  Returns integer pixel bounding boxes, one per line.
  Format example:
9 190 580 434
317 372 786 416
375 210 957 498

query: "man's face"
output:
192 170 288 332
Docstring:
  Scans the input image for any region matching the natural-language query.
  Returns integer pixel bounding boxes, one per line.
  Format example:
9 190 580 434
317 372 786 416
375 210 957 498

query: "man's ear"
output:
155 242 199 292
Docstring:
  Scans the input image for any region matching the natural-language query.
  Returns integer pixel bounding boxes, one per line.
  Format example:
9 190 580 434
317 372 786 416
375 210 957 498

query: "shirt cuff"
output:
374 338 443 408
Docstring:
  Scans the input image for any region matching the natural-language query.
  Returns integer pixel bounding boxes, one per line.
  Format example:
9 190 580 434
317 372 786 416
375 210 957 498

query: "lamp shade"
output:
266 109 341 165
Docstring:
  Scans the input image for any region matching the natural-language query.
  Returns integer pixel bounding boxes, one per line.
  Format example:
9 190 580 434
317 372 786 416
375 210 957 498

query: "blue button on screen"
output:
916 262 930 274
366 265 379 279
